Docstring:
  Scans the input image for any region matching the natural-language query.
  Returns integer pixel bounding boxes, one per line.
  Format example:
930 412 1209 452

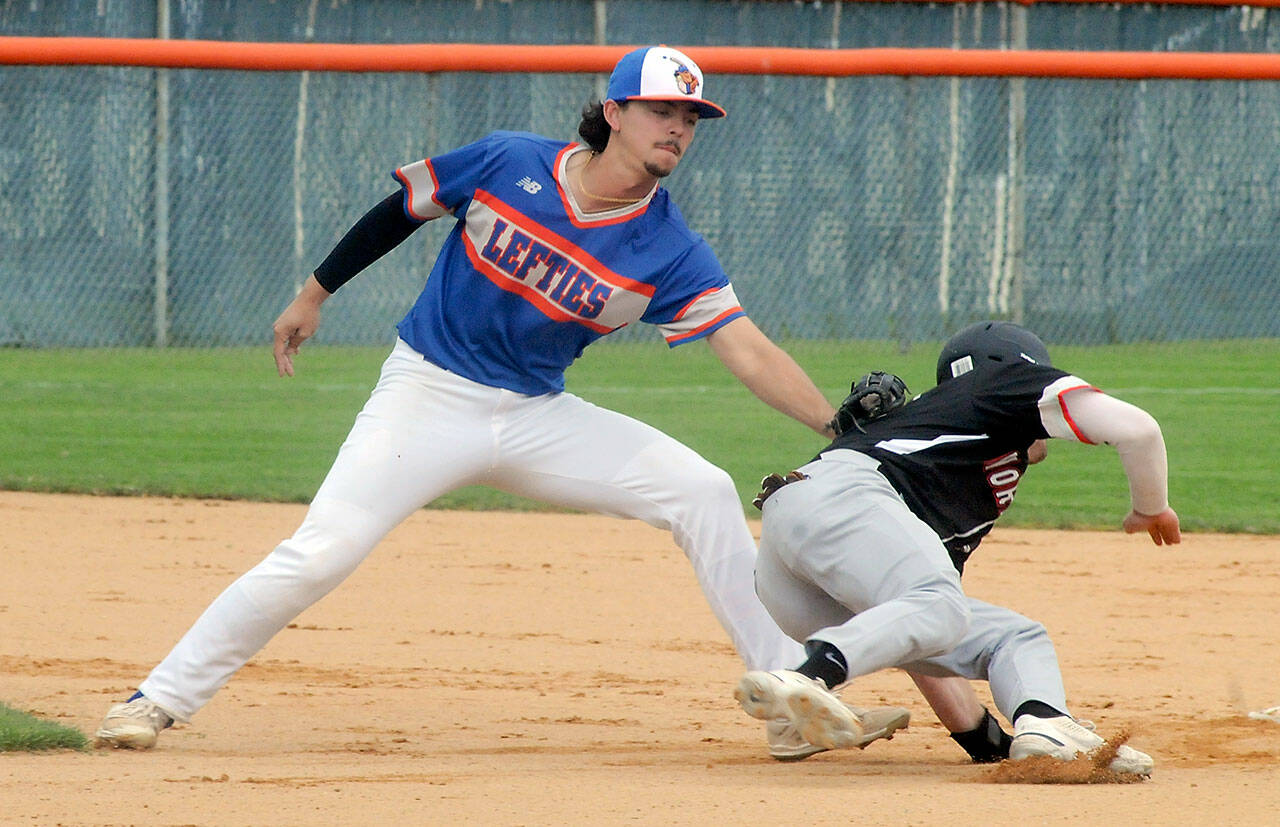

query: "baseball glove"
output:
828 371 910 436
752 470 809 511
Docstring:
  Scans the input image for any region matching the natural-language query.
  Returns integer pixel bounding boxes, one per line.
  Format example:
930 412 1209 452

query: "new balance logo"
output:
516 176 542 194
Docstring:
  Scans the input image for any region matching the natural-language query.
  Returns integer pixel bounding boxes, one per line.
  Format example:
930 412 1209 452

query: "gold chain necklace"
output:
576 154 645 205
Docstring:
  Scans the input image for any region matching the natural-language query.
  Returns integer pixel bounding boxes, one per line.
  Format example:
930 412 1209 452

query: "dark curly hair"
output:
577 100 613 153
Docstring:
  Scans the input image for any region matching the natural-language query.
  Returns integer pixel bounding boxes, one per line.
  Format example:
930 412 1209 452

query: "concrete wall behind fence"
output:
3 0 1279 347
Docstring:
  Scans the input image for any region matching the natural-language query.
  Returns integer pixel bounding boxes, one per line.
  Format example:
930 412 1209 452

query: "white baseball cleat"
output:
1009 714 1153 776
1248 706 1280 723
766 704 910 761
736 669 865 752
94 697 175 750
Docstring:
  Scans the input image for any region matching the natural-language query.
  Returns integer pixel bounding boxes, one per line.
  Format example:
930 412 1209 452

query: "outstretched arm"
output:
272 191 423 377
1059 388 1181 545
705 317 836 437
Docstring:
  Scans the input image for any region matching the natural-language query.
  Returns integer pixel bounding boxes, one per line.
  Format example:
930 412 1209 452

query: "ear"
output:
602 99 624 132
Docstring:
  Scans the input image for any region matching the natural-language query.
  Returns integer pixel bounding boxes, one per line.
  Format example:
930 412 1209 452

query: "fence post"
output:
292 0 320 295
1007 3 1028 325
153 0 171 347
592 0 608 101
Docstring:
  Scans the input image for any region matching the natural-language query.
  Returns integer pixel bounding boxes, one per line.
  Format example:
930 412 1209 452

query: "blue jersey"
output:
392 131 745 395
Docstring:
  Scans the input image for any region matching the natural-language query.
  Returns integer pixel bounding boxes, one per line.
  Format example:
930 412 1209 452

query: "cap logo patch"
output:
665 56 699 95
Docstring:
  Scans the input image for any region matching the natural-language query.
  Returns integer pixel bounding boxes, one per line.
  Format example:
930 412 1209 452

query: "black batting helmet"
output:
936 321 1051 384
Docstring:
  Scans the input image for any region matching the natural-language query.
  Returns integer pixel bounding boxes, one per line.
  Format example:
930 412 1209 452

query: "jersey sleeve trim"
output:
393 160 451 222
672 287 718 321
658 284 744 346
1038 375 1100 443
662 306 746 346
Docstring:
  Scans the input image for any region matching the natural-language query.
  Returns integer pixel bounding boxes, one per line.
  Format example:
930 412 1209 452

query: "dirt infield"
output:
1 491 1277 825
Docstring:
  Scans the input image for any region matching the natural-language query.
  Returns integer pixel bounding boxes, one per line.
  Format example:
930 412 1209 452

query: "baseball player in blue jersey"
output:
93 45 909 756
734 321 1180 775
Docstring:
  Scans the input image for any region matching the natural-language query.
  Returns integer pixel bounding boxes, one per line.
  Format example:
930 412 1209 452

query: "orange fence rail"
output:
835 0 1280 4
4 37 1280 80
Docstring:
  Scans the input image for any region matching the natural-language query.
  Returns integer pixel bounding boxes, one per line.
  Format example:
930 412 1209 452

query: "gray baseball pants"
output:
753 448 1069 720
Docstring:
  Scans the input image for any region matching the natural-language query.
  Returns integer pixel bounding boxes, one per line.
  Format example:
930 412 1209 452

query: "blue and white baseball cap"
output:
605 45 726 119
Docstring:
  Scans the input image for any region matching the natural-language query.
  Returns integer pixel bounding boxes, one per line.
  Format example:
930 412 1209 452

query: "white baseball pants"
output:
753 449 1069 720
140 339 801 720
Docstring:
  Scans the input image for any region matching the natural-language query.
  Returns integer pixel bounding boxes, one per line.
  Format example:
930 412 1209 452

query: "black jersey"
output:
822 360 1088 572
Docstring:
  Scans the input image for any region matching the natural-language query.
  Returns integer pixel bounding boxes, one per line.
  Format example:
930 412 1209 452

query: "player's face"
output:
611 100 699 179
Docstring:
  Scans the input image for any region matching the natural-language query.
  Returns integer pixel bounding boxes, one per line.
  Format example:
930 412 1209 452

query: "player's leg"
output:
907 672 988 732
904 598 1067 718
105 342 495 738
727 455 967 753
480 390 803 672
760 454 970 680
753 486 1004 763
906 671 1011 763
907 598 1152 774
735 504 912 754
751 529 852 644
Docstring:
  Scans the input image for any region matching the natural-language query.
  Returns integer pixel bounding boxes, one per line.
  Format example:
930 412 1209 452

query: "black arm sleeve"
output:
312 191 424 293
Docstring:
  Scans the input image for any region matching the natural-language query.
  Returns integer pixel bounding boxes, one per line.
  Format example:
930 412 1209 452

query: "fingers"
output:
271 293 323 377
272 326 300 378
1153 508 1182 545
1156 512 1182 545
274 349 294 377
1123 508 1182 546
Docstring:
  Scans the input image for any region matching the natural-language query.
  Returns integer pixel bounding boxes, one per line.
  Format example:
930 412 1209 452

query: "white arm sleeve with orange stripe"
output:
1038 376 1169 516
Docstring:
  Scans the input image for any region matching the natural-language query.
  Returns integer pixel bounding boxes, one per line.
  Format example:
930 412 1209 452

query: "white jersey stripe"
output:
873 433 989 456
939 518 997 545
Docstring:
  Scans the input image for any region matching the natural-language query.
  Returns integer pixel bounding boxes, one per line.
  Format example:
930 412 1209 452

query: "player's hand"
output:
1122 507 1181 546
272 276 330 377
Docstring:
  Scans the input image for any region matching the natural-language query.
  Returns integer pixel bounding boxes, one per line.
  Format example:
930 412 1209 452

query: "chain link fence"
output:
3 0 1280 348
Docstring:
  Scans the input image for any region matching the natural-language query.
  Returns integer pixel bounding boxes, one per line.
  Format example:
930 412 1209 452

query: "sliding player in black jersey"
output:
733 321 1179 775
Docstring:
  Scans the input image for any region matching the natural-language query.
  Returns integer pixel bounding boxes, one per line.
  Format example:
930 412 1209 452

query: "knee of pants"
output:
661 461 743 529
673 460 739 505
277 535 364 596
242 506 385 610
969 614 1051 681
1006 616 1050 650
918 584 972 656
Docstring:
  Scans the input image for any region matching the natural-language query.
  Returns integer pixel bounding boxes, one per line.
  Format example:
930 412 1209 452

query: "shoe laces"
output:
116 700 173 727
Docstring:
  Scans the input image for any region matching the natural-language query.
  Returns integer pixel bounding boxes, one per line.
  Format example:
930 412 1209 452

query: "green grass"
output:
1 339 1277 532
0 702 89 752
